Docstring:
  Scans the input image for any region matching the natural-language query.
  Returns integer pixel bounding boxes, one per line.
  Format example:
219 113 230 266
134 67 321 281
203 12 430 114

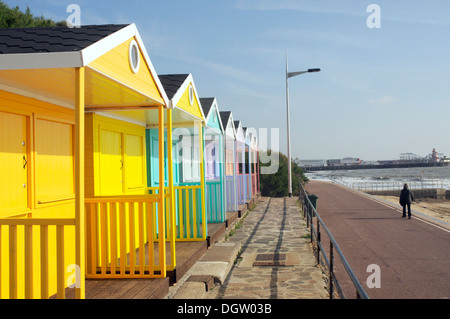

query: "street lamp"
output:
286 54 320 197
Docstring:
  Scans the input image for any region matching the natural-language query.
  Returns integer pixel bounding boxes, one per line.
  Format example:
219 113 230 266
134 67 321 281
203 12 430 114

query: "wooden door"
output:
99 129 123 195
0 111 28 216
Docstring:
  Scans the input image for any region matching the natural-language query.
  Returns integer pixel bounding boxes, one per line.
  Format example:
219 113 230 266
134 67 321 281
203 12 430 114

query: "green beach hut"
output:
146 73 207 241
200 97 226 223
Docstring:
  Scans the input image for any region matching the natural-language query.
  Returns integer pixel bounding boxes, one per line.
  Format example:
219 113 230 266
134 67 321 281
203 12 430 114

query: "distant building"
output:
296 159 327 167
327 159 342 166
341 157 362 165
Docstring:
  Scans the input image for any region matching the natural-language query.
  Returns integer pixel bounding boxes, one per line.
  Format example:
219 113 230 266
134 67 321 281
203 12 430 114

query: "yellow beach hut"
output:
0 24 172 299
147 74 207 242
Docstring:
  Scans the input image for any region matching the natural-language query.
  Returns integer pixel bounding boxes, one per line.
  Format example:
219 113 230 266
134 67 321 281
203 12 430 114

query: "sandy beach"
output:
376 195 450 225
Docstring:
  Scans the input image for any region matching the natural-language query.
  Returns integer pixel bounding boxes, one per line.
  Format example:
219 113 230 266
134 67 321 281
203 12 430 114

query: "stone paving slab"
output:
205 197 328 299
169 197 328 299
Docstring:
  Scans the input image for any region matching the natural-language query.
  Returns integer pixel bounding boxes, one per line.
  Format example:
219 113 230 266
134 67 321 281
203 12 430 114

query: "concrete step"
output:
171 242 241 299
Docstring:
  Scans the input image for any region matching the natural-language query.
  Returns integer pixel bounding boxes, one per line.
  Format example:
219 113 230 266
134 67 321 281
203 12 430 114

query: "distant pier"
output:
303 161 449 172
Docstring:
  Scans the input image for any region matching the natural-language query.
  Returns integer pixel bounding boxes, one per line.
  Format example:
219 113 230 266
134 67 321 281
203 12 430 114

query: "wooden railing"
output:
206 180 225 223
0 218 76 299
245 174 252 200
236 174 246 205
225 176 237 212
252 173 258 196
84 194 170 279
147 185 207 241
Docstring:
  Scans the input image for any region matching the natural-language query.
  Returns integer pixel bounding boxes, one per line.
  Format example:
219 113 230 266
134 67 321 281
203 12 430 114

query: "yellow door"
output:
0 111 28 217
35 118 74 205
125 133 144 192
99 129 123 195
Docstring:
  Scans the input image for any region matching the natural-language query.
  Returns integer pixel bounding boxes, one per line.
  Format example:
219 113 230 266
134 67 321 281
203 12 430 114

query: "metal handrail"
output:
299 182 369 299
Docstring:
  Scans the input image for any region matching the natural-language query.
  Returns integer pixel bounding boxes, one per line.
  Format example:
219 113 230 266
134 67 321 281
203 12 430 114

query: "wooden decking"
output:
59 200 257 299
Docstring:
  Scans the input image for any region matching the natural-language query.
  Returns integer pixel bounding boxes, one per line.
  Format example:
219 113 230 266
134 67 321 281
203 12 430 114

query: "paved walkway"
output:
204 197 328 299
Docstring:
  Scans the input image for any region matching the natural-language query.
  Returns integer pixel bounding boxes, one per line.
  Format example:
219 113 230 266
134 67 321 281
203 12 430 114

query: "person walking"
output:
399 183 414 219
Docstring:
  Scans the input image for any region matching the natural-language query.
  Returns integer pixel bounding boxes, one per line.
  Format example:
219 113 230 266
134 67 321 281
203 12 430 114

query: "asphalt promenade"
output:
167 196 328 299
306 181 450 299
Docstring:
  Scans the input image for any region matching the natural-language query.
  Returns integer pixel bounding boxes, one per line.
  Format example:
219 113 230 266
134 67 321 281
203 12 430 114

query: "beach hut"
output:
200 97 226 223
234 120 247 207
0 24 172 299
243 127 253 202
250 132 260 197
220 111 238 212
147 74 207 241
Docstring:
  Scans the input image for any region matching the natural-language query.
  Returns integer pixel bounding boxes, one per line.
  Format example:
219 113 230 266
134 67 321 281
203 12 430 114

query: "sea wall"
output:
365 188 450 200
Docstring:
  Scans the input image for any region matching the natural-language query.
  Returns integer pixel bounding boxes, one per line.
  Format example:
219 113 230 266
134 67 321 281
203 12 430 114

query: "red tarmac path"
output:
306 181 450 299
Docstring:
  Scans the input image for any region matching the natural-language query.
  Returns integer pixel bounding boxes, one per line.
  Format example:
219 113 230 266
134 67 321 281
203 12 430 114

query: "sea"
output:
305 165 450 191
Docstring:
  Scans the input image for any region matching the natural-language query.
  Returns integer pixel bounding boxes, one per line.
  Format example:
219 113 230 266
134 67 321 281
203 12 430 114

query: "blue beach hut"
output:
234 120 247 207
219 111 238 212
243 127 253 202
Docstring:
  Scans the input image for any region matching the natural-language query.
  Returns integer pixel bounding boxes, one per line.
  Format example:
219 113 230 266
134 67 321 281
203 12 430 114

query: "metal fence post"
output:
316 221 321 265
329 241 334 299
298 182 369 299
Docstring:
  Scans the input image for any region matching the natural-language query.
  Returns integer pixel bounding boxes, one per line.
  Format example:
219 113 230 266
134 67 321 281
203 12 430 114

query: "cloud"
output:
189 58 264 86
369 95 396 104
262 28 377 49
235 0 364 17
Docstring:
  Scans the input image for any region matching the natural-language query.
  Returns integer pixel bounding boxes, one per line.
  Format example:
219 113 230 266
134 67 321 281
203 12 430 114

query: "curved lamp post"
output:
286 55 320 197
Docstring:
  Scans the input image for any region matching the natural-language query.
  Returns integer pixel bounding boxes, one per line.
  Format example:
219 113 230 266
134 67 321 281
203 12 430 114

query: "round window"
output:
189 84 194 106
129 40 140 74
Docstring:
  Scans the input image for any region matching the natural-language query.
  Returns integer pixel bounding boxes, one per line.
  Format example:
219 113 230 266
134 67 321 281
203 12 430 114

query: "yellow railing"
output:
147 185 207 241
0 218 76 299
84 194 172 279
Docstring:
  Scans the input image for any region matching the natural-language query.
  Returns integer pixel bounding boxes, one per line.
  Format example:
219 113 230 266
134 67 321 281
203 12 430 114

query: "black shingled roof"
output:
0 24 129 54
158 74 189 100
220 111 231 127
199 97 215 117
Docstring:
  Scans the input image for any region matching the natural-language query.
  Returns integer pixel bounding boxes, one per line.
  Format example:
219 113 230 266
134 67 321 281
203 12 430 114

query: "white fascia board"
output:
173 104 205 126
170 73 191 106
203 98 221 132
212 99 225 134
205 126 222 136
172 73 206 122
0 51 82 70
226 113 237 139
125 25 170 107
229 113 237 137
235 122 245 143
81 23 169 108
0 24 135 70
81 24 136 65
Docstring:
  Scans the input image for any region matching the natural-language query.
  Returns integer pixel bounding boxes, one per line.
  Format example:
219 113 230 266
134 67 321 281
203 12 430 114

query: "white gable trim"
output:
204 98 224 134
234 121 245 143
169 73 205 121
0 23 170 106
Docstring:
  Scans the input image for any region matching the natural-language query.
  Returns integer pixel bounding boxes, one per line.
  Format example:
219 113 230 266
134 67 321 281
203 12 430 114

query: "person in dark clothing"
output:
399 183 414 219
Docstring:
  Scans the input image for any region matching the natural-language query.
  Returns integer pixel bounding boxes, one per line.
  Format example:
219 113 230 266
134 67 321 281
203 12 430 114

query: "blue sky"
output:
4 0 450 161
